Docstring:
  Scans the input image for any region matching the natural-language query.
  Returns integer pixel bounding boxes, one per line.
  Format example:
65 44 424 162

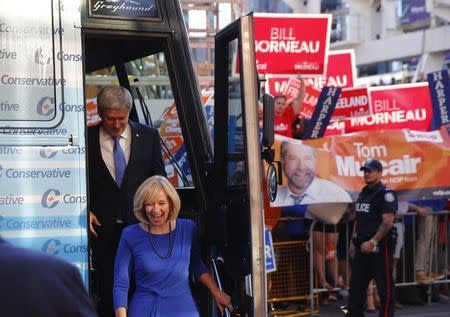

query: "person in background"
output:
0 236 97 317
274 77 306 138
345 159 397 317
113 175 233 317
409 199 447 283
88 85 167 316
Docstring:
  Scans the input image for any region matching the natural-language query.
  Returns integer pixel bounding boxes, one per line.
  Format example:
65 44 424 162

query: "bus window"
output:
226 39 247 188
0 1 64 129
85 52 195 188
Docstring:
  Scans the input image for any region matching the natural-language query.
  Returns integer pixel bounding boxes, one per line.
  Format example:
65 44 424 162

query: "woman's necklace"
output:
148 221 174 259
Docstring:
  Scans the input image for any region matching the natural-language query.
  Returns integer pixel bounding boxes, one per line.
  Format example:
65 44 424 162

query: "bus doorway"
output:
82 29 215 317
82 1 266 316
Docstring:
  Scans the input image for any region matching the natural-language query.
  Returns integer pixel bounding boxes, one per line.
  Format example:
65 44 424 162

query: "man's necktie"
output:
113 136 126 187
291 194 306 205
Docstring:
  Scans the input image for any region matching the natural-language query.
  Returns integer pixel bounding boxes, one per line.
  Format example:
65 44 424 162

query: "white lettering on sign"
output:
431 72 449 125
336 155 422 177
349 109 427 126
310 88 339 138
306 76 348 89
336 95 368 109
256 27 320 54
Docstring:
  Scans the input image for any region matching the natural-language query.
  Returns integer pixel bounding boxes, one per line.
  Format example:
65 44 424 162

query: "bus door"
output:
82 0 215 314
209 13 267 317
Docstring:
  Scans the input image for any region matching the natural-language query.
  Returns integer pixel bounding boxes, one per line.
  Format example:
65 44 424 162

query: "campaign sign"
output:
254 13 331 76
304 87 341 139
272 128 450 207
265 228 276 273
333 87 371 121
300 85 322 119
345 83 433 133
427 69 450 129
282 78 303 100
307 49 356 89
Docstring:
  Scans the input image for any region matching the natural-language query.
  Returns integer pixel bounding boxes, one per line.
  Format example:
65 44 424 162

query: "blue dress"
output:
113 219 208 317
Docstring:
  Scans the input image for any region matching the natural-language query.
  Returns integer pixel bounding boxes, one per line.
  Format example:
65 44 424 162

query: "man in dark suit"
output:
0 236 97 317
88 86 166 316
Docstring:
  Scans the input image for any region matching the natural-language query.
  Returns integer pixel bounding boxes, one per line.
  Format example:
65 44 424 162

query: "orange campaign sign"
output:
271 128 450 209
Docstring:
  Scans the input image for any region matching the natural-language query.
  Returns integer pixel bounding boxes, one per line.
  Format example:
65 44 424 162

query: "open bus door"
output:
81 0 218 315
209 13 268 317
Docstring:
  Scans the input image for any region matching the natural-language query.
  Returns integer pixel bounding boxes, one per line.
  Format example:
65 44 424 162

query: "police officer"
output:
345 159 397 317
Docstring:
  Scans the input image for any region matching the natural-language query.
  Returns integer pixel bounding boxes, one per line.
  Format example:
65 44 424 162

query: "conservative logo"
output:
42 239 87 255
41 189 61 208
42 239 61 255
34 47 53 65
36 96 55 117
34 48 81 65
41 189 87 208
40 146 86 159
40 148 58 159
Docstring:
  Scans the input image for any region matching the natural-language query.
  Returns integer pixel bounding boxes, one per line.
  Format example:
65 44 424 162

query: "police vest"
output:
355 182 397 237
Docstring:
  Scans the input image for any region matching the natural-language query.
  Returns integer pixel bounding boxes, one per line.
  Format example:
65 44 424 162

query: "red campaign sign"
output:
266 76 292 95
282 77 302 100
324 121 345 136
332 87 371 121
254 13 331 76
300 85 321 119
305 49 356 89
345 83 433 133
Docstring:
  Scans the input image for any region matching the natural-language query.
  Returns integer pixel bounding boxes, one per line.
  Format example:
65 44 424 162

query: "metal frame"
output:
214 13 267 316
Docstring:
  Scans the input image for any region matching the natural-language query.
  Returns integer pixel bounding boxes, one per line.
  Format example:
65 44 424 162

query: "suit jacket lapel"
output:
123 122 141 185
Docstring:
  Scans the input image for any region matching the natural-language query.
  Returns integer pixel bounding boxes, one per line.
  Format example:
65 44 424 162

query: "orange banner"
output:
271 128 450 208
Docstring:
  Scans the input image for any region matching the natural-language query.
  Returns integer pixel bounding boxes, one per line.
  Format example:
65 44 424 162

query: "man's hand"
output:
361 241 376 253
89 212 101 238
416 206 431 217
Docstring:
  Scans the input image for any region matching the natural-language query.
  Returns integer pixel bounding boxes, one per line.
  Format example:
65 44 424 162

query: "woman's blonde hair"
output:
133 175 181 225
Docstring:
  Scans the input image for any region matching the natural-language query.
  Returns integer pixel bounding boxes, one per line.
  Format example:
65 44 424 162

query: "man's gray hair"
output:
97 86 133 112
280 140 316 159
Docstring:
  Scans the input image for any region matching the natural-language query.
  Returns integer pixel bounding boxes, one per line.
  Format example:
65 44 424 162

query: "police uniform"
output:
346 181 398 317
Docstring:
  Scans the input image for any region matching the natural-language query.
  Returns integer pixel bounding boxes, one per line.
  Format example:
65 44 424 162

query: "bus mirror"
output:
262 93 274 148
267 163 278 202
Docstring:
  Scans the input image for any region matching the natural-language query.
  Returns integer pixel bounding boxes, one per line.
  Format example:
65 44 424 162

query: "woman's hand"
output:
212 289 233 316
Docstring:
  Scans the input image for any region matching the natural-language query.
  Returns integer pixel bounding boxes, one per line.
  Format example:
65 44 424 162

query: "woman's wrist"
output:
211 288 221 298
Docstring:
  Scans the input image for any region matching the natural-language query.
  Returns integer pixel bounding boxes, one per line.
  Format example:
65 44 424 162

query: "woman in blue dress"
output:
113 175 232 317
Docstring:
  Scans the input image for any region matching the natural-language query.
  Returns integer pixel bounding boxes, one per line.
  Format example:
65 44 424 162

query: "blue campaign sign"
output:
427 69 450 129
303 86 341 139
265 228 276 273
